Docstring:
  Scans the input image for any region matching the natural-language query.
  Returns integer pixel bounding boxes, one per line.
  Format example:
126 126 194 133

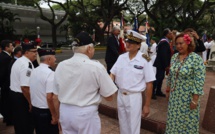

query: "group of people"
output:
105 26 206 133
0 26 208 134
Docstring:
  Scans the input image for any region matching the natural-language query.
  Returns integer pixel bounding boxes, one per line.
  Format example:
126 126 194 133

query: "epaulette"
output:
142 54 151 62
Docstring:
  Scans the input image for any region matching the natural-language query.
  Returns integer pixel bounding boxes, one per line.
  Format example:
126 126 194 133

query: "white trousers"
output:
202 50 207 62
60 104 101 134
117 90 142 134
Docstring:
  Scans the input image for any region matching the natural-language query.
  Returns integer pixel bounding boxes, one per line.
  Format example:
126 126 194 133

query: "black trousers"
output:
155 68 165 94
0 85 13 124
32 106 59 134
106 62 115 74
207 49 211 60
152 80 157 95
10 90 34 134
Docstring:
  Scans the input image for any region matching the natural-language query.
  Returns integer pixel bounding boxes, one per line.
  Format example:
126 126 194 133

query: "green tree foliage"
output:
0 6 21 35
55 0 128 45
142 0 215 37
34 0 69 48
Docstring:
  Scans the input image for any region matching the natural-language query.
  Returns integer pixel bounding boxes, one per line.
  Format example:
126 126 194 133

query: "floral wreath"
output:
183 34 191 45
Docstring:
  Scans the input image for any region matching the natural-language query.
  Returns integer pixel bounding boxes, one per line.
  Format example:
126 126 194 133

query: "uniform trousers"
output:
32 106 59 134
60 103 100 134
10 90 34 134
117 90 142 134
0 85 13 124
155 68 165 94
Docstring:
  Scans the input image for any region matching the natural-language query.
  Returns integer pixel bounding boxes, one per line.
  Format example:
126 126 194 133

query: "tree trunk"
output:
95 27 105 46
52 26 57 49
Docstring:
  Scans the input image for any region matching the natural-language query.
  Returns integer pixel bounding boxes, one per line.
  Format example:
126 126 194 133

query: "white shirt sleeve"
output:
143 61 156 83
20 64 32 87
110 56 121 75
46 72 54 93
98 67 118 97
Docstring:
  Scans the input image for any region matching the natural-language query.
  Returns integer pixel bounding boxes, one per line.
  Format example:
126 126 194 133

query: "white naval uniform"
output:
140 42 149 56
149 43 157 74
29 63 54 108
110 51 155 134
10 55 34 134
202 41 210 62
10 56 34 92
54 53 118 134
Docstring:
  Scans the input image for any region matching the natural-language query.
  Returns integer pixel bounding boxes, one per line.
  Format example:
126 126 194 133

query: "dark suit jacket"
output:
105 34 120 63
195 39 206 52
153 39 171 70
0 51 12 88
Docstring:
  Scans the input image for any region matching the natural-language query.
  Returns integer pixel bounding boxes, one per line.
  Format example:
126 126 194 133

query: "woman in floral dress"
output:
165 33 206 134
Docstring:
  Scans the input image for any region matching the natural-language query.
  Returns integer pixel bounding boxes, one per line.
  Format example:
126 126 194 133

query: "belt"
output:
119 90 141 95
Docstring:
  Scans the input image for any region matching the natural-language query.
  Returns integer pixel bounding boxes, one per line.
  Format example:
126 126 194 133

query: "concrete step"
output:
206 65 215 72
208 60 215 66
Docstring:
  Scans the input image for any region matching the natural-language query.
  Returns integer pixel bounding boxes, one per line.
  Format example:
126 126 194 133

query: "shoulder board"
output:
142 54 151 62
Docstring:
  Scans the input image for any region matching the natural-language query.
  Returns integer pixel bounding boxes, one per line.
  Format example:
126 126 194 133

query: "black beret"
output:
38 48 55 57
72 31 93 46
21 42 36 51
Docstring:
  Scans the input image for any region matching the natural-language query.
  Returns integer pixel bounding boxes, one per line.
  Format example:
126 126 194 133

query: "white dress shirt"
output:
140 42 148 56
54 53 118 106
30 63 54 109
10 56 34 93
150 42 157 57
111 51 155 92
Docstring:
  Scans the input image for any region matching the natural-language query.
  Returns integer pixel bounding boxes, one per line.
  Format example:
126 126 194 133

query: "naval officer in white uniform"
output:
53 31 118 134
110 30 156 134
29 48 58 134
10 42 37 134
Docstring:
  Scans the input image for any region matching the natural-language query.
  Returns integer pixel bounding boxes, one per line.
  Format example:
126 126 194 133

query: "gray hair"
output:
72 43 94 53
40 55 52 62
112 26 120 33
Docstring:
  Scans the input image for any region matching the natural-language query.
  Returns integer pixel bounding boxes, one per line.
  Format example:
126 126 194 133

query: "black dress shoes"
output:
152 94 157 100
156 92 166 97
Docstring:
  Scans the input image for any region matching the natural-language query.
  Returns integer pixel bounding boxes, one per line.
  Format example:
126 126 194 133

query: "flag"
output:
119 14 126 54
133 16 138 32
145 21 150 46
202 33 207 42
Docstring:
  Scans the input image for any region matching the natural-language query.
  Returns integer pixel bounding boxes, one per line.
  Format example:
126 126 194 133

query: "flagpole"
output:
146 15 148 34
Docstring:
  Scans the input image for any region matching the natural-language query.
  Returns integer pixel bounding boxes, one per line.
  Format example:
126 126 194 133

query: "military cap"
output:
38 48 55 57
21 42 36 51
126 30 147 44
72 31 93 47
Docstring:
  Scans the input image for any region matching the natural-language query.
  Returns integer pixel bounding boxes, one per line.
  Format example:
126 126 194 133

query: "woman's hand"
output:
166 87 171 101
190 101 198 110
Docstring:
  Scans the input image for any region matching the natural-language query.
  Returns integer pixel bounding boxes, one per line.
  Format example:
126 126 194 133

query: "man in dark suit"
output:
153 28 173 97
183 28 206 53
9 46 23 71
0 40 14 125
105 26 120 74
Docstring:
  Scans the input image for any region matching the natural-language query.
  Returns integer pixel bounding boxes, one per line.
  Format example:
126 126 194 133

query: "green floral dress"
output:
165 52 206 134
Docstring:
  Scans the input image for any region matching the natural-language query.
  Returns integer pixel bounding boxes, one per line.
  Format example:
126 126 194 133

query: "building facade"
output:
0 3 67 42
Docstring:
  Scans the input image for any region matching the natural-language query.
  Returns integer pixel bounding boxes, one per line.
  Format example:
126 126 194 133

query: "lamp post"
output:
92 29 95 41
37 26 40 38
